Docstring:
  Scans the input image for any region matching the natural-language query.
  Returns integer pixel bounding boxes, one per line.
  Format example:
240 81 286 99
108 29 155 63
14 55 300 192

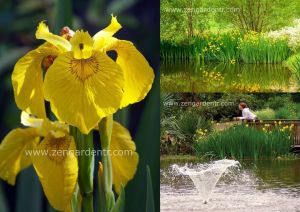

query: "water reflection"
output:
160 62 299 92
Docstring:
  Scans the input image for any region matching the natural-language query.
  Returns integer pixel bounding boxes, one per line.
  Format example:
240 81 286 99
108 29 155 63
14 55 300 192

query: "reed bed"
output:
161 31 291 64
194 125 293 160
160 41 197 63
239 33 290 63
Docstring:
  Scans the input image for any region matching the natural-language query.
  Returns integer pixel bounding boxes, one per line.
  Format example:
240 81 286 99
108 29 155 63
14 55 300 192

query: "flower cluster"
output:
262 122 294 133
194 128 209 142
268 19 300 51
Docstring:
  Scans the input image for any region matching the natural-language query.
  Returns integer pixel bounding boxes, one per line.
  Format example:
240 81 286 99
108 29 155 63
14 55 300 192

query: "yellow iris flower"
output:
110 121 138 194
0 112 77 211
0 112 138 211
12 16 154 134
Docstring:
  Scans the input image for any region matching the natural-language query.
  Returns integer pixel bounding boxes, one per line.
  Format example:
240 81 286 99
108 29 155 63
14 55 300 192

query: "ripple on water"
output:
161 160 300 212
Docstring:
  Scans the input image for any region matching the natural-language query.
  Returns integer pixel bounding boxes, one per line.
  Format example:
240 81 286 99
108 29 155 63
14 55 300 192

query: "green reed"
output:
194 125 293 160
160 41 197 63
161 32 291 64
239 35 290 64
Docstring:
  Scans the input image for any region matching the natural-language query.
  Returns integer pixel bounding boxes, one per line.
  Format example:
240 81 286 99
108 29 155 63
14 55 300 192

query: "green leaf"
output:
98 116 115 211
110 186 125 212
146 166 155 212
53 0 73 33
98 163 107 212
0 182 8 212
71 184 80 212
107 0 137 14
125 75 160 212
70 126 94 212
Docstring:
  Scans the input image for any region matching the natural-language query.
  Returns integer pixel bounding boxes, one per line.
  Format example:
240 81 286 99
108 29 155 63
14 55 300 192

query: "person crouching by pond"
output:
234 102 258 121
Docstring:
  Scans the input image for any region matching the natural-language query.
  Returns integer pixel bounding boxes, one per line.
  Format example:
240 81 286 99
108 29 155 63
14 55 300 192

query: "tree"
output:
216 0 300 32
160 0 209 40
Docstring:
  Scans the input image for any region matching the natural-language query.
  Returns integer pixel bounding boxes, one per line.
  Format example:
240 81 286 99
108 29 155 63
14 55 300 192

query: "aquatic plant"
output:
161 31 291 64
160 41 197 63
194 125 293 160
238 32 290 64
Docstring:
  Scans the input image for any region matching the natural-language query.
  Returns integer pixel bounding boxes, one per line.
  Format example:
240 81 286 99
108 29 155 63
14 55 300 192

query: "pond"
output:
160 62 300 93
160 157 300 211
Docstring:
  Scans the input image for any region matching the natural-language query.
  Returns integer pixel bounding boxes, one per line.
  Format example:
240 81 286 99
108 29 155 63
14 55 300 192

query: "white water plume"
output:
171 159 240 203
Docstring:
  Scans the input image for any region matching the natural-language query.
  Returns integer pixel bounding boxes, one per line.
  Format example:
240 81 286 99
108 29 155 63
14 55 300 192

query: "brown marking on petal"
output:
79 43 84 50
44 130 72 163
42 55 57 71
69 55 99 81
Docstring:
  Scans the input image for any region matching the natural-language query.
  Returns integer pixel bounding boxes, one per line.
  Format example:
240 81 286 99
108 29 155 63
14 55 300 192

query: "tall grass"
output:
239 34 290 63
160 41 197 63
161 31 291 64
194 125 293 160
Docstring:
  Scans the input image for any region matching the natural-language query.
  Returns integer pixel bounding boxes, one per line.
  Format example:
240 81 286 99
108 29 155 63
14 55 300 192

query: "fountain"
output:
172 159 240 204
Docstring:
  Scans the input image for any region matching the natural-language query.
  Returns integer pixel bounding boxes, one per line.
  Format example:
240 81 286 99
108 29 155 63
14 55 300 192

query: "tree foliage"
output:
161 0 300 40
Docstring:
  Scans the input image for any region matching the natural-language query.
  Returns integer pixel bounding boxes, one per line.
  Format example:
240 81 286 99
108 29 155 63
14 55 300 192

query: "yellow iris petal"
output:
111 121 139 194
0 128 39 185
102 38 154 108
36 21 71 51
43 51 124 134
39 118 69 138
21 111 43 128
70 30 94 59
93 15 122 48
31 131 78 211
12 45 59 118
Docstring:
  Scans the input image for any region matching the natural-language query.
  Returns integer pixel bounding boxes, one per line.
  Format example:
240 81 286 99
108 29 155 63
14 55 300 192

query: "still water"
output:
161 158 300 212
160 62 299 93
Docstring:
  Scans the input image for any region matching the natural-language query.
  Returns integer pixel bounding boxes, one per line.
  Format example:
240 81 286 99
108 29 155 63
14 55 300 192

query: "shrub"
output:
255 108 276 119
286 53 300 80
267 95 292 110
160 109 212 154
275 103 297 119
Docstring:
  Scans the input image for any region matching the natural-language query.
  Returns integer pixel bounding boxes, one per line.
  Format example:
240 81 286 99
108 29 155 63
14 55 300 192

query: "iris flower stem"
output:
99 115 115 211
70 126 94 212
